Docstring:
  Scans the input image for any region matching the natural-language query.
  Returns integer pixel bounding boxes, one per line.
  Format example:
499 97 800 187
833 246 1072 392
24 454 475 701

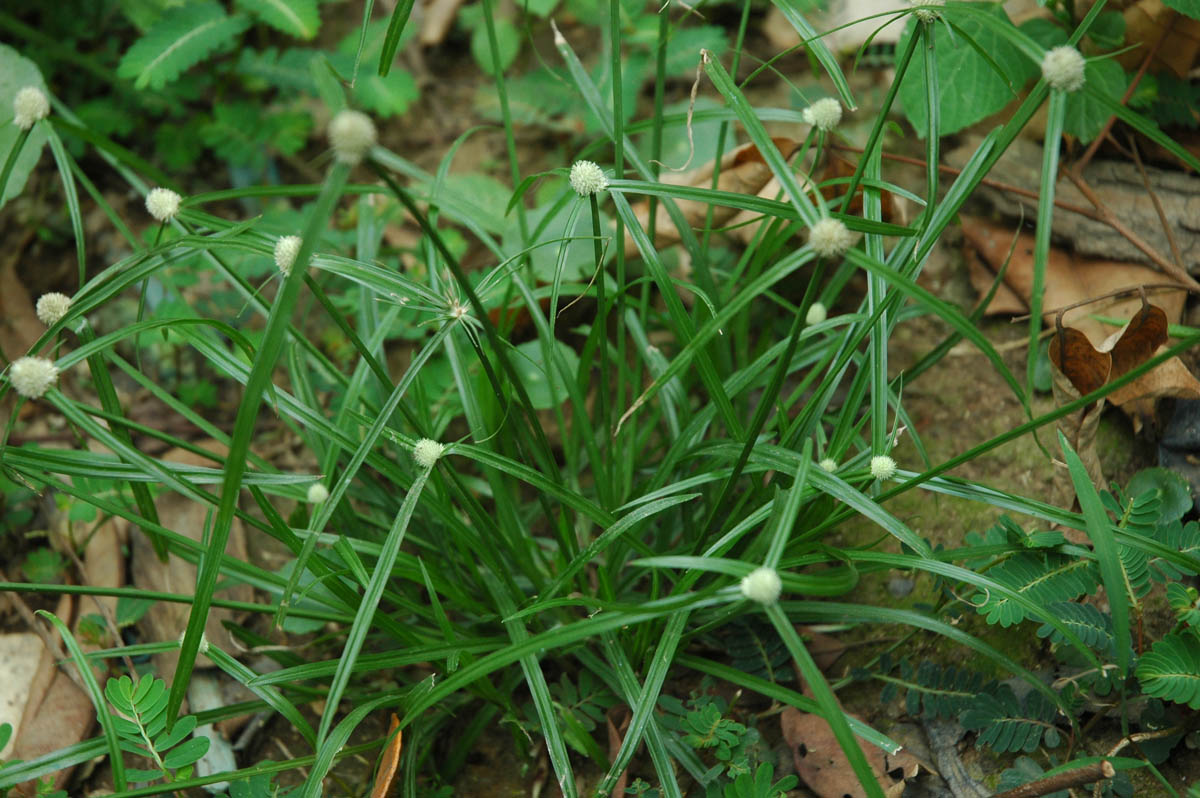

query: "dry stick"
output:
830 142 1103 220
1073 14 1174 175
1061 169 1200 292
1126 134 1187 269
991 760 1115 798
1010 282 1197 323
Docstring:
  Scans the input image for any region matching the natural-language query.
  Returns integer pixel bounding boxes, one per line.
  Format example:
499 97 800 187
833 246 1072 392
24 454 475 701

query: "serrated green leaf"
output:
162 735 210 769
118 2 252 90
236 0 319 39
235 47 318 93
898 6 1037 136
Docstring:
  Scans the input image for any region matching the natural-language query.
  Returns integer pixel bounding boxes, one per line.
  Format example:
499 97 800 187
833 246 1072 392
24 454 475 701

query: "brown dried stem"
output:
992 760 1115 798
1061 169 1200 292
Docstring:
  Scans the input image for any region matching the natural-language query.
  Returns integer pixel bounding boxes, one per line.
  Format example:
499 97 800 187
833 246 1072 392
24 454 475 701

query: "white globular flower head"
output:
36 293 71 326
274 235 304 276
802 97 843 132
145 188 182 222
1041 46 1086 92
819 458 838 472
13 86 50 130
740 566 783 605
413 438 445 469
808 217 855 258
870 454 897 481
329 110 377 165
805 301 827 326
307 483 329 504
569 160 608 197
910 0 945 23
9 356 59 399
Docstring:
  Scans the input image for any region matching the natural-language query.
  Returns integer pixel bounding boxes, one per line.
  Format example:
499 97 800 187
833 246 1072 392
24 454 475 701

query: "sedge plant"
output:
3 0 1200 796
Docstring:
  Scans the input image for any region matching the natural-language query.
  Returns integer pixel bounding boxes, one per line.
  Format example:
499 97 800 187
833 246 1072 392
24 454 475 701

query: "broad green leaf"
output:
471 17 519 75
118 1 252 90
163 735 211 769
236 0 319 39
1162 0 1200 19
512 340 582 410
1064 58 1127 143
898 7 1036 136
0 45 49 208
335 22 419 116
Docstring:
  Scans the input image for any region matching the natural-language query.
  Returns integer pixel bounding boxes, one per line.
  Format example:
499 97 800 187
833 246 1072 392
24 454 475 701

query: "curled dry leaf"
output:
780 707 914 798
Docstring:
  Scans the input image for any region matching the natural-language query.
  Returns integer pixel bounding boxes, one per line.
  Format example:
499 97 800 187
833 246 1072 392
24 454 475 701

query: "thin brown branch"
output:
992 760 1115 798
831 142 1103 220
1127 134 1185 269
1062 170 1200 292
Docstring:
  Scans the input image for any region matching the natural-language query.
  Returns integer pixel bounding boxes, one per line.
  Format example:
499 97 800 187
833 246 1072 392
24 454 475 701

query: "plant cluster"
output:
2 0 1200 796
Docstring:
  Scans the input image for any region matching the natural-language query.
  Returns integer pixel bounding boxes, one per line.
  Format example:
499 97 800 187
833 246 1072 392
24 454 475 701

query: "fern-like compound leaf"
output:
1136 629 1200 709
1036 601 1114 655
118 2 251 90
960 685 1058 753
974 553 1098 627
1151 520 1200 582
1168 582 1200 627
235 0 319 39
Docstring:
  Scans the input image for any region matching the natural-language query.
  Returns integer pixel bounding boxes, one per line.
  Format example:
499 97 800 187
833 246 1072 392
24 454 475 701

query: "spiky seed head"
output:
819 458 838 472
806 301 827 326
274 235 304 275
36 293 71 326
145 188 182 222
413 438 445 469
740 566 782 605
870 454 897 481
808 218 855 258
569 160 608 196
13 87 49 130
307 483 329 504
9 356 59 399
1042 46 1086 92
910 0 944 22
802 97 843 132
329 110 377 165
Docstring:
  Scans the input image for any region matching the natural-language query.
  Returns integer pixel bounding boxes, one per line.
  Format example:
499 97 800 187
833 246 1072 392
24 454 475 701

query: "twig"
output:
0 567 90 695
830 142 1102 220
1061 169 1200 292
1126 134 1186 269
992 760 1115 798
